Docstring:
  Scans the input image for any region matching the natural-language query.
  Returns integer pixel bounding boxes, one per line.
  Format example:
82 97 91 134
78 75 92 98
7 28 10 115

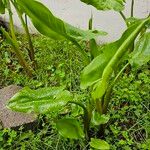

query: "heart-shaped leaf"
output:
56 118 84 139
7 86 73 114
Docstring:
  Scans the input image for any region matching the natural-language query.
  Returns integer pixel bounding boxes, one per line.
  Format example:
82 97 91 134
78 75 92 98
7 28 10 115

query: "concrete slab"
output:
0 85 36 129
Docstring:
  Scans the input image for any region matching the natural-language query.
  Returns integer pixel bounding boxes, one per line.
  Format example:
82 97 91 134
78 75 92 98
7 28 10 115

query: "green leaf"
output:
0 0 5 14
130 32 150 68
90 39 99 58
7 86 73 114
81 17 150 100
56 118 84 139
80 41 119 89
91 79 108 100
17 0 65 40
126 17 142 27
65 24 107 41
91 110 110 126
90 138 110 150
17 0 105 41
80 0 125 11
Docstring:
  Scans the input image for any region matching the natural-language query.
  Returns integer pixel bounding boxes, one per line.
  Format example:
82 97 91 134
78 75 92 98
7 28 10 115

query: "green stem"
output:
3 0 33 77
102 86 112 114
7 0 17 41
131 0 134 17
1 28 33 77
12 0 36 69
96 99 103 115
19 14 35 64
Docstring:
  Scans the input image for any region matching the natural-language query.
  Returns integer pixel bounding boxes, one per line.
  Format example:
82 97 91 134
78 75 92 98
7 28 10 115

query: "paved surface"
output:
0 85 36 128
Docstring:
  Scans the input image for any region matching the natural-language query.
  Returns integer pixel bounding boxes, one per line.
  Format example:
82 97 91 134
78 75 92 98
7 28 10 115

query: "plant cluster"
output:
0 0 150 149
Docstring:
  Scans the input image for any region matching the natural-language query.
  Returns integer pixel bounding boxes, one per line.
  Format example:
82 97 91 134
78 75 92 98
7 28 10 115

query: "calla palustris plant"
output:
7 0 150 149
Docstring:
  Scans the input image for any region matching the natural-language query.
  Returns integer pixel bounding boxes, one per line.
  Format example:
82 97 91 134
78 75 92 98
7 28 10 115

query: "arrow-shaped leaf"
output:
56 118 85 139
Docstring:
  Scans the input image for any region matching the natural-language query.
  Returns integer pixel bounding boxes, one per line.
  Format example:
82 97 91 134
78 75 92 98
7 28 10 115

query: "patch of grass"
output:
0 35 85 90
105 66 150 150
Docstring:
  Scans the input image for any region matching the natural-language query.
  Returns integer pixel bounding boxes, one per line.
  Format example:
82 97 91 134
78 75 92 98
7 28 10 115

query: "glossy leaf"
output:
56 118 84 139
91 110 110 126
130 32 150 68
7 86 73 114
81 17 150 99
90 138 110 150
80 0 125 11
17 0 105 41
